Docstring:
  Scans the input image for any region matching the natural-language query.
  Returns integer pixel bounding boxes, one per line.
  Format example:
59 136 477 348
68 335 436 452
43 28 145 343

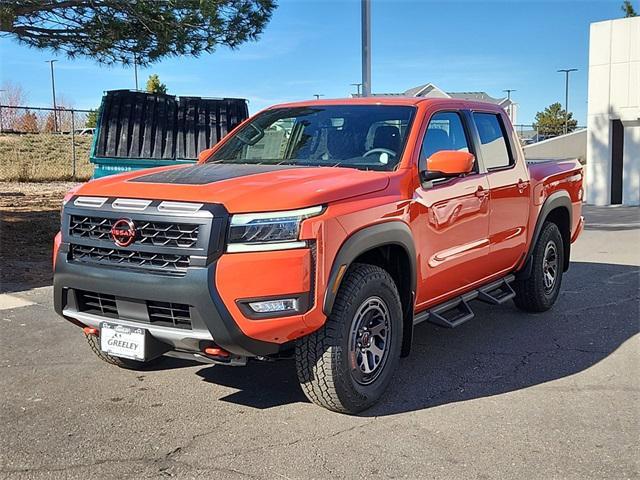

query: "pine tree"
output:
1 1 275 65
533 103 578 137
146 75 167 95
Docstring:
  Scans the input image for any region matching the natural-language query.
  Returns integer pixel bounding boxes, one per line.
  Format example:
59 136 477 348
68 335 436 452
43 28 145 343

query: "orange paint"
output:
54 97 584 349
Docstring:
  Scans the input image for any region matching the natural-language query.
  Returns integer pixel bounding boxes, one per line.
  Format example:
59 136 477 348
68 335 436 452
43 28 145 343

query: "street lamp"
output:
503 89 516 100
46 60 58 132
351 83 363 97
0 89 5 133
133 53 139 91
557 68 577 135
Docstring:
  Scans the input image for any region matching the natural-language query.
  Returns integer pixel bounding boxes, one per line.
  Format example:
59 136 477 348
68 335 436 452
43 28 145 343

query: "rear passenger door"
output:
471 111 530 273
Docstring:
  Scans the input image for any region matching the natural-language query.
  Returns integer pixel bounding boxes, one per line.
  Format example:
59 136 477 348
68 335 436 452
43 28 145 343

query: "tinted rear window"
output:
473 113 512 169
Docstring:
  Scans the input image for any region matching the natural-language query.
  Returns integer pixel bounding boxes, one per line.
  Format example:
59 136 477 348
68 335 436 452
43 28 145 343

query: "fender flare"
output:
519 190 572 278
322 221 417 316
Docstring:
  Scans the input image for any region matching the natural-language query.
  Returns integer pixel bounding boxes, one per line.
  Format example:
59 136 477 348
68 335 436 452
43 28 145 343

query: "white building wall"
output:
586 17 640 206
506 103 518 125
523 129 587 162
623 120 640 205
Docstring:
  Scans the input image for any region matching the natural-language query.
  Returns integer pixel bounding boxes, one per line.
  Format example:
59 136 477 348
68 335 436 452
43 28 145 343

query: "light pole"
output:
0 89 5 133
351 83 363 97
313 94 324 100
46 60 58 132
133 53 139 91
361 0 371 97
557 68 577 135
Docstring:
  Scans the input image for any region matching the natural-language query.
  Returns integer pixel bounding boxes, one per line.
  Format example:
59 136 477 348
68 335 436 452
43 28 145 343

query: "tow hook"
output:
204 347 230 358
200 347 247 366
83 327 99 336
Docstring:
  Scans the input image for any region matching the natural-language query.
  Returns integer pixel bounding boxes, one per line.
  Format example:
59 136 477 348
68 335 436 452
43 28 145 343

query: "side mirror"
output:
421 150 475 182
197 147 216 163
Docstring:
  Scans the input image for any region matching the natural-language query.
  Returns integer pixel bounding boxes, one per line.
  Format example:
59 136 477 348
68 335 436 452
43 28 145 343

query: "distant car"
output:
74 128 95 136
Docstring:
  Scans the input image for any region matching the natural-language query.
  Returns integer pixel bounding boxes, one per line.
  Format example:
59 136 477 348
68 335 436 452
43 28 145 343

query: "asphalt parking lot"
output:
1 205 638 479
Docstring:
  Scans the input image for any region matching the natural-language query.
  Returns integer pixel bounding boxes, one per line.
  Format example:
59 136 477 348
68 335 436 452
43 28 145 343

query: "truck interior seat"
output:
327 128 362 159
373 125 401 153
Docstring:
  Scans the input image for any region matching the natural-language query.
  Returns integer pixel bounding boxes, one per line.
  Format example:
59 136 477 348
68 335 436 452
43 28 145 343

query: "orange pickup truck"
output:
54 98 584 413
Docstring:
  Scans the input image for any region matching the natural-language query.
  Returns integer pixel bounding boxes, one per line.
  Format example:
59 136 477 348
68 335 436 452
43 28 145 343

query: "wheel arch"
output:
519 190 572 278
323 221 417 357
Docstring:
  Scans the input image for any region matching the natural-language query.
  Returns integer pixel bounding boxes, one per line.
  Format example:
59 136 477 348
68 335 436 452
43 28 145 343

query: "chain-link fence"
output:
0 105 95 182
513 123 587 145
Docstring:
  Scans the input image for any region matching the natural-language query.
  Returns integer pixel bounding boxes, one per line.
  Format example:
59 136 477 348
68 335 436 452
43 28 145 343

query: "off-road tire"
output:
86 333 159 370
513 221 564 312
295 263 403 414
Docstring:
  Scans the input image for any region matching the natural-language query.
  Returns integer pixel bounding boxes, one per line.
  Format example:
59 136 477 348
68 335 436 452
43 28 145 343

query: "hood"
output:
75 163 390 213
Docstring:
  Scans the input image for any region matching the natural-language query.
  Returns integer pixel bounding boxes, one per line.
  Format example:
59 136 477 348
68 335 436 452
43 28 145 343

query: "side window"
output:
419 112 471 171
244 117 294 160
473 113 513 169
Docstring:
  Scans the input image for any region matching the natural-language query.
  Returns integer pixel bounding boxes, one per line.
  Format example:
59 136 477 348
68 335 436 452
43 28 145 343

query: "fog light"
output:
248 298 299 313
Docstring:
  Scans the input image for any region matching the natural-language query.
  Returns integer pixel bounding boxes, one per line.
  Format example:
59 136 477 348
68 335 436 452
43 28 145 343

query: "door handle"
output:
517 179 528 192
475 186 489 198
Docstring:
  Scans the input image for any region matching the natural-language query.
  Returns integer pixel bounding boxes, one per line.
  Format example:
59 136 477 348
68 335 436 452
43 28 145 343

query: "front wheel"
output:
295 263 403 414
513 221 564 312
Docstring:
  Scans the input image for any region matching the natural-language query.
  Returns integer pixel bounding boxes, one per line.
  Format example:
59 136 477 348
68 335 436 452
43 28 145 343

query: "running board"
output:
413 275 515 329
477 274 516 305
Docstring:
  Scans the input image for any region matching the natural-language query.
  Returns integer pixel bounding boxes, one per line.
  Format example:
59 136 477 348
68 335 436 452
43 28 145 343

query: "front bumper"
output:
54 249 286 357
55 197 326 358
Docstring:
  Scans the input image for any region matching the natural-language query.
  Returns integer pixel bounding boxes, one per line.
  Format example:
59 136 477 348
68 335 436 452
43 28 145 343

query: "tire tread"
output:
295 263 401 413
513 221 564 312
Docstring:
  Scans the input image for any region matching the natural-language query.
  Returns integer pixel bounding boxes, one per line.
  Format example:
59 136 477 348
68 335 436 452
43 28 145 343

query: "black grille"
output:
69 215 199 248
77 290 118 318
147 301 192 329
70 244 190 274
74 290 192 330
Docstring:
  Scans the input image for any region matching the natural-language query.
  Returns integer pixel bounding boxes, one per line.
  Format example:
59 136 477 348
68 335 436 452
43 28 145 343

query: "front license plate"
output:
100 322 146 361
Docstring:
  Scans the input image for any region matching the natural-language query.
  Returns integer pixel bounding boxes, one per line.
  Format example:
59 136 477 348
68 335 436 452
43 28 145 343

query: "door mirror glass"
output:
421 150 475 182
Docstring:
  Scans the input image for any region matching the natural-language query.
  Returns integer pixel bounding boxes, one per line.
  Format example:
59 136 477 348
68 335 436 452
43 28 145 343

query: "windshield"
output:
207 105 416 171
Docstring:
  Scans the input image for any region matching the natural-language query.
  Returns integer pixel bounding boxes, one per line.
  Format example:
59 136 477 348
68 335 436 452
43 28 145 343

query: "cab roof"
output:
269 96 506 112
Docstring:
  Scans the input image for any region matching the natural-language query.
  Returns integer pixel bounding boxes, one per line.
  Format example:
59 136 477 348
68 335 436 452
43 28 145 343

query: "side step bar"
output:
414 275 515 329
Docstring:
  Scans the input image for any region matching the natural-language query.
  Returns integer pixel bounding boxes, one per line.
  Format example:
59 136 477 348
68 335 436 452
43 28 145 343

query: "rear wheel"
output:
85 333 159 370
513 221 564 312
295 263 402 414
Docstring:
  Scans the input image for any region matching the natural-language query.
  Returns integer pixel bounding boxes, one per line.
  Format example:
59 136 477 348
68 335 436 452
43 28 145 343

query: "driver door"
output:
414 111 492 308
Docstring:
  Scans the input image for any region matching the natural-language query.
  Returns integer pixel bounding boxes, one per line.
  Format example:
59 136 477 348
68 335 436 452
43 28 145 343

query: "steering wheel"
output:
363 148 397 158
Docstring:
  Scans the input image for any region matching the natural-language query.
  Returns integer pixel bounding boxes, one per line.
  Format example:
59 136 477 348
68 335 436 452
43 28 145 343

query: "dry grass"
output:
0 133 93 182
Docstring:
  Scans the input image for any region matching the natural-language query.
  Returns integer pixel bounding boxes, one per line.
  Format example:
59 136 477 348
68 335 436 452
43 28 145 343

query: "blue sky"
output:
0 0 629 124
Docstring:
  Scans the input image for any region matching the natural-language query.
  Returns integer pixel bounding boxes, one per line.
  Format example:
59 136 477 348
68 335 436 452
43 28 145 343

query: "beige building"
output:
355 83 518 125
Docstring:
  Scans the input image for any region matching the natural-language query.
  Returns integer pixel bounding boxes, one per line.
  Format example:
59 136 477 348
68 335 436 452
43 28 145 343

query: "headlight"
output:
227 205 323 253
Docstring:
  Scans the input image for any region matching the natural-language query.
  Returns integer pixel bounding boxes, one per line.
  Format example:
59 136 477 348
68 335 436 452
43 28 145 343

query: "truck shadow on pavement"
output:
195 261 639 415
